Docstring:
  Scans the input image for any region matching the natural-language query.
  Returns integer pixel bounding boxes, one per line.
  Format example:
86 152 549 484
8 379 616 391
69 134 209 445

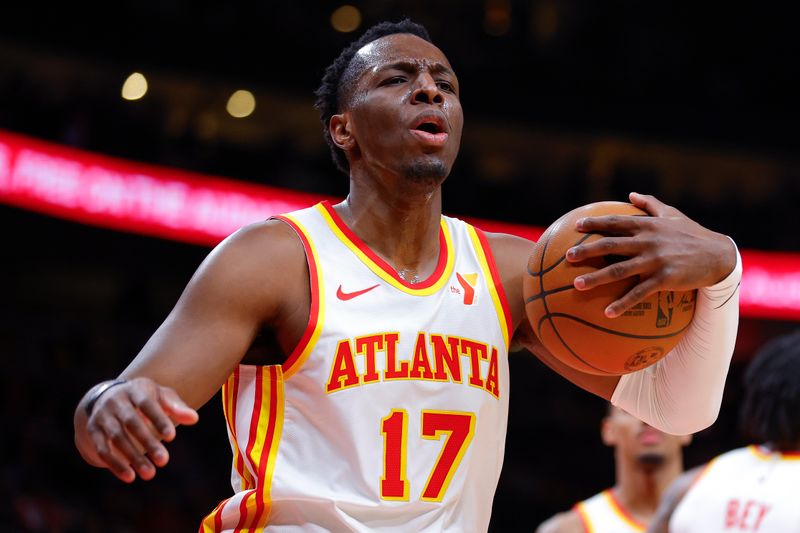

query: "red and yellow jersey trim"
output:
200 366 285 532
573 501 595 533
749 444 800 461
467 226 513 348
604 489 646 532
274 213 325 380
317 201 454 296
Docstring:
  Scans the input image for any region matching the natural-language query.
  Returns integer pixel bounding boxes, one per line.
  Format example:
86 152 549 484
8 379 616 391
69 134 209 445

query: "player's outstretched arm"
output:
74 219 308 482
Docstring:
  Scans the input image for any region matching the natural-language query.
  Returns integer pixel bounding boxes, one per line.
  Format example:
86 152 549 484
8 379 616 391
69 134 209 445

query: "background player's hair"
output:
740 329 800 449
314 19 432 175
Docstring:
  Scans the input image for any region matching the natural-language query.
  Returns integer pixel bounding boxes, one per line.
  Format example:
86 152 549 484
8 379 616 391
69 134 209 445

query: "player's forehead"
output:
354 33 454 76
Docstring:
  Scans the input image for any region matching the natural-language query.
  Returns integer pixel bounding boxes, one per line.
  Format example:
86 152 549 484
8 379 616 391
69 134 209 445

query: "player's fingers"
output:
629 192 684 218
125 394 172 468
573 255 647 291
606 276 663 318
575 213 648 235
88 419 136 482
566 236 639 263
89 408 157 481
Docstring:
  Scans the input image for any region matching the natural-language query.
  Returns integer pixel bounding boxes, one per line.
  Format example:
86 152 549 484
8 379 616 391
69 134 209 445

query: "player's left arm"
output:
487 192 742 434
573 193 741 435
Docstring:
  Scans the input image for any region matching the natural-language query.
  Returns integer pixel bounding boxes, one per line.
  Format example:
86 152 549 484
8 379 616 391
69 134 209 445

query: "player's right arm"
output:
73 219 308 483
647 466 703 533
535 510 585 533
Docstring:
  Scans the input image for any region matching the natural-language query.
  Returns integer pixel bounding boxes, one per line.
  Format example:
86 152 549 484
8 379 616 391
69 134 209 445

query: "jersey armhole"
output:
271 214 325 379
467 226 514 348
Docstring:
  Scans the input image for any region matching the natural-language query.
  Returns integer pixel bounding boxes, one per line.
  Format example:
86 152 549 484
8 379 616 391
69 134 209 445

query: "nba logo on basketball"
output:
656 291 677 328
455 273 478 305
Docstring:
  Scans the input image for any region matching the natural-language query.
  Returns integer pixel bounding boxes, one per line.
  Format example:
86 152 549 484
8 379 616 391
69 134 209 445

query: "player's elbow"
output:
657 400 721 436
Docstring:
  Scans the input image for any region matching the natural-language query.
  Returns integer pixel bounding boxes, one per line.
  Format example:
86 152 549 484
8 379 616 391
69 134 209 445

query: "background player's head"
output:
602 405 691 471
314 19 462 184
740 329 800 451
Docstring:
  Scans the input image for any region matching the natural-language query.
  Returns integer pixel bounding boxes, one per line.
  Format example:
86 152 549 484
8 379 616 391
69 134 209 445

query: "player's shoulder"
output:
213 218 305 265
193 218 307 295
535 508 584 533
480 231 534 274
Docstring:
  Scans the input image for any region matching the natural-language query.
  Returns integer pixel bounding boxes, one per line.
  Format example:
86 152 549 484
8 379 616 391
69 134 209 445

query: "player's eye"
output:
437 80 455 93
380 76 406 86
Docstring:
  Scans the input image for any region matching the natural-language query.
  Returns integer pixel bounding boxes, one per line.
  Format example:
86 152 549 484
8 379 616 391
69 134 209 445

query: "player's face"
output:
340 33 463 186
602 407 691 466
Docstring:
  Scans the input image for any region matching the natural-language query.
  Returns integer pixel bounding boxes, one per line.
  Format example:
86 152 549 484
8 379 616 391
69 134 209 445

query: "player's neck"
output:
615 458 683 514
334 180 443 282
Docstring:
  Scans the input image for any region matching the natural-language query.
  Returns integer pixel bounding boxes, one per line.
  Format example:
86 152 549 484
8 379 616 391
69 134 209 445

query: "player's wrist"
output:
84 379 128 417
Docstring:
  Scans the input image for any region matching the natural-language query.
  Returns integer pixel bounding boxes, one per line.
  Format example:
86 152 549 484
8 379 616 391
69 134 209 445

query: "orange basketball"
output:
523 201 697 376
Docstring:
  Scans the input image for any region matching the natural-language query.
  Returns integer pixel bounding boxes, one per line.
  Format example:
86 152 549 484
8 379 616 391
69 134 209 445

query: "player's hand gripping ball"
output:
523 202 697 376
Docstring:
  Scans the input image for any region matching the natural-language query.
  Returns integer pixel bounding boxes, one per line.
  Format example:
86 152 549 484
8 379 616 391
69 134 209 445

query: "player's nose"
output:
412 73 443 105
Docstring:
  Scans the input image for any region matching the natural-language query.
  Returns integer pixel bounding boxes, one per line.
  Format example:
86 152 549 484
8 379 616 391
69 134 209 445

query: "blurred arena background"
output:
1 2 798 531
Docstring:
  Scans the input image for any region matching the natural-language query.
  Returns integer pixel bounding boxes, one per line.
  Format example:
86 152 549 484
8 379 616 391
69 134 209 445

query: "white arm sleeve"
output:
611 243 742 435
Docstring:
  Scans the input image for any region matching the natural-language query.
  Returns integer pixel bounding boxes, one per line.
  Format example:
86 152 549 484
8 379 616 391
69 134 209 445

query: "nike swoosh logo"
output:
336 284 380 301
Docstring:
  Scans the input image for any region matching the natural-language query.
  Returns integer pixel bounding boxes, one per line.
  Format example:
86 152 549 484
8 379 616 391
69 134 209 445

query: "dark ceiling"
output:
0 1 798 246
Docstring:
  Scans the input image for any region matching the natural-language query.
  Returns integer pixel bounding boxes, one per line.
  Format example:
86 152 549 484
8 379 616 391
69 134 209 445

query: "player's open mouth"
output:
410 115 448 146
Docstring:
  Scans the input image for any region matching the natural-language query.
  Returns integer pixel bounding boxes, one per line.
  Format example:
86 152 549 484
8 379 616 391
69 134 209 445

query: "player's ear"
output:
330 113 356 151
601 417 616 446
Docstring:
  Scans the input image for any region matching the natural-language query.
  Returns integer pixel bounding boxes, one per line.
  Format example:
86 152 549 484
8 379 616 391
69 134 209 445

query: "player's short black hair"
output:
740 329 800 449
314 19 433 175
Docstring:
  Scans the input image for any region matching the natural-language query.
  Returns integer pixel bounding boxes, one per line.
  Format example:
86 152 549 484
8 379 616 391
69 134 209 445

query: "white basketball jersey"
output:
671 445 800 533
201 201 512 532
574 489 646 533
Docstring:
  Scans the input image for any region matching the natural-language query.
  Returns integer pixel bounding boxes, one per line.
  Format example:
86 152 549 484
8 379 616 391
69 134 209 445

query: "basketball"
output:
523 201 697 376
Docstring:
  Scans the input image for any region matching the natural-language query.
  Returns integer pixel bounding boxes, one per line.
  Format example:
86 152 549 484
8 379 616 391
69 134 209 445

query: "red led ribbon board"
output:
0 129 796 320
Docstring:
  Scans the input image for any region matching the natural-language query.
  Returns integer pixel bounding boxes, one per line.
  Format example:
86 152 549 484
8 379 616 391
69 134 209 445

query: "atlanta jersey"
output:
671 445 800 532
574 489 645 533
200 201 512 532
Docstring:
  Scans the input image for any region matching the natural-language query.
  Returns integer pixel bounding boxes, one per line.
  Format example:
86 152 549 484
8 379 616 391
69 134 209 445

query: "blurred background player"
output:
648 329 800 532
537 405 691 533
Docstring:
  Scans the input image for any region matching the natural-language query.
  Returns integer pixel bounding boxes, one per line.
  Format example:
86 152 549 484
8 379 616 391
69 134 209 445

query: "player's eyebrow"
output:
377 60 455 77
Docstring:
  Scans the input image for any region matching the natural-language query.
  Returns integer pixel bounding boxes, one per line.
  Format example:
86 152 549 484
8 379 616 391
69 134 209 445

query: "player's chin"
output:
402 157 450 183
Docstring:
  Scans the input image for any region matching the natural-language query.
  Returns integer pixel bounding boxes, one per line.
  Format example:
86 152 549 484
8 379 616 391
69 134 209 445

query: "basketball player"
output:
73 20 742 531
647 330 800 533
536 405 691 533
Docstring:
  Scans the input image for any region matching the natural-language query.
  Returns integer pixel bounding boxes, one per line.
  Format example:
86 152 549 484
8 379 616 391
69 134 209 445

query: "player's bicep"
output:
119 221 301 408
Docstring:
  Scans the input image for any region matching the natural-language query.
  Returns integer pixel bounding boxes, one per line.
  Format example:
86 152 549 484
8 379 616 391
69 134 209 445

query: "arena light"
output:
331 5 361 33
484 0 511 36
121 72 148 101
0 128 797 321
226 90 256 118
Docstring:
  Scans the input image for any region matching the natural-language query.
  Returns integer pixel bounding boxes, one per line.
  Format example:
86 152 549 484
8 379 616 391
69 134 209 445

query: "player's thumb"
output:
159 387 199 426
